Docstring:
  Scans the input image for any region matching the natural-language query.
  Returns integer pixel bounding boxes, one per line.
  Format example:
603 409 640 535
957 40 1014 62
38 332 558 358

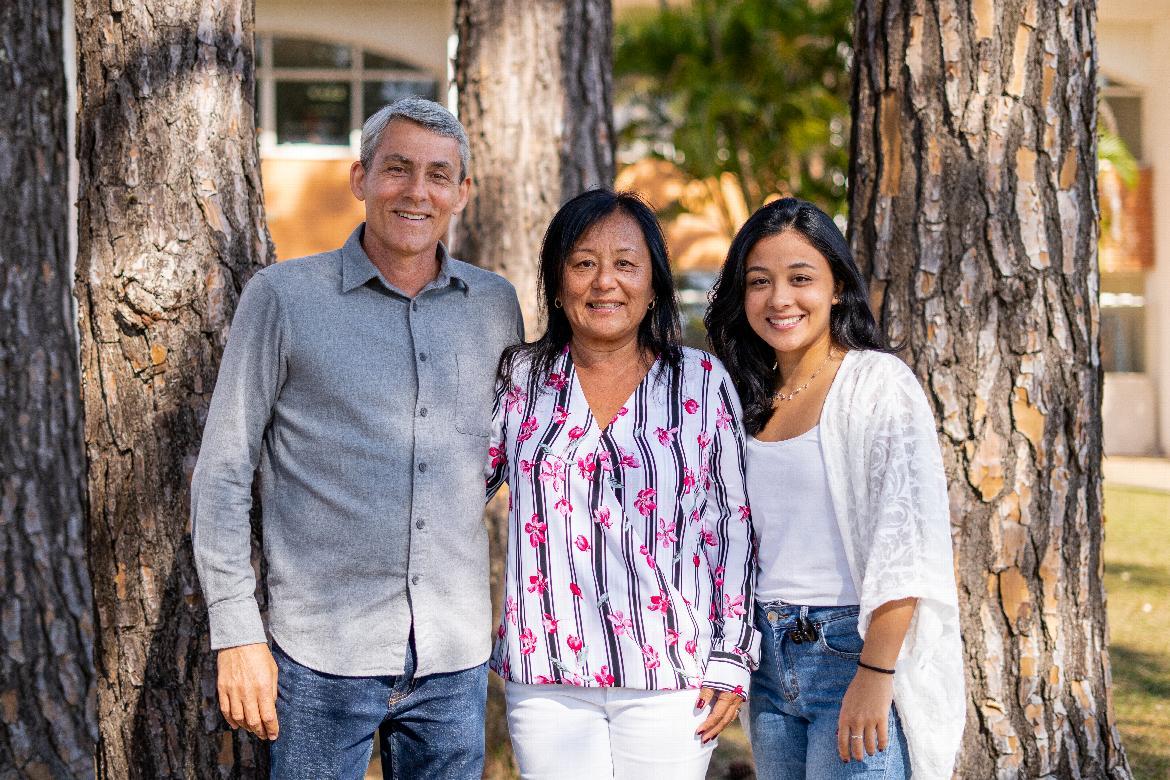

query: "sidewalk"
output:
1104 456 1170 493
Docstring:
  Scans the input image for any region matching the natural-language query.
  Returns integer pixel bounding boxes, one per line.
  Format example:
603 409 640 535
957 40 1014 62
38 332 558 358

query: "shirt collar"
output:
340 223 469 295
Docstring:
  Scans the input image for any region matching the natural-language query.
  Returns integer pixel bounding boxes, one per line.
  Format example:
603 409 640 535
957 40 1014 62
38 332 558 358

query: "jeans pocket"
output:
818 614 864 659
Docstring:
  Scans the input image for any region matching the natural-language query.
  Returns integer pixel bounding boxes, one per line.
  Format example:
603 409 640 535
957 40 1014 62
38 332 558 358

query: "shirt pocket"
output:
455 351 496 437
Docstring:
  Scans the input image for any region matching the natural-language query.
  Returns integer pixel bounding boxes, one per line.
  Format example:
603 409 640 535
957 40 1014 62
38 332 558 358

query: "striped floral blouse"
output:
485 346 760 695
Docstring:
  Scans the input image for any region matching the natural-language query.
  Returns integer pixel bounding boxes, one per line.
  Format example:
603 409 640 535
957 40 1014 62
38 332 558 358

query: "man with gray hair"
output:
191 96 523 779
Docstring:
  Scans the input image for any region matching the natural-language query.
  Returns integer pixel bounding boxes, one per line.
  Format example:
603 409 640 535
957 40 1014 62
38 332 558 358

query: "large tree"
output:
453 1 614 775
0 1 95 776
74 1 272 776
849 0 1131 776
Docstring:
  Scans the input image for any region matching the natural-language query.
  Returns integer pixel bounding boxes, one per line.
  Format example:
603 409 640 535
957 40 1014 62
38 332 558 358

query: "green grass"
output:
1104 485 1170 780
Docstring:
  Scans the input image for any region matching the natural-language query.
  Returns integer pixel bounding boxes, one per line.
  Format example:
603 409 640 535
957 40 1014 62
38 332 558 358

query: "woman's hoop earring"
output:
648 298 656 310
554 298 562 309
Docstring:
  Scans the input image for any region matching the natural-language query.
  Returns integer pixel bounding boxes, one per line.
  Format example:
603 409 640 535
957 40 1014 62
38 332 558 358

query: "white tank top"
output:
747 425 859 606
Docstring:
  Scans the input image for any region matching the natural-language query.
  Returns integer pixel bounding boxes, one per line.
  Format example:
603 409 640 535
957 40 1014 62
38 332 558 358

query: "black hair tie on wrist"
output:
858 660 896 675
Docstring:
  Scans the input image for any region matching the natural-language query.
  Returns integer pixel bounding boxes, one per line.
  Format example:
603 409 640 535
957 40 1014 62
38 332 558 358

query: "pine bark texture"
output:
74 1 272 776
453 3 614 774
454 0 615 336
0 2 96 777
848 0 1130 777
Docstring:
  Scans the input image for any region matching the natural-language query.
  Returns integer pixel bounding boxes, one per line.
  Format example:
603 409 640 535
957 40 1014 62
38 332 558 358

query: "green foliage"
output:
1098 130 1139 189
614 0 853 215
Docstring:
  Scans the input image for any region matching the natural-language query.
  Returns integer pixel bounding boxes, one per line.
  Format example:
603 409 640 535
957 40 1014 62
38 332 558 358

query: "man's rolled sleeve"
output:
191 273 287 650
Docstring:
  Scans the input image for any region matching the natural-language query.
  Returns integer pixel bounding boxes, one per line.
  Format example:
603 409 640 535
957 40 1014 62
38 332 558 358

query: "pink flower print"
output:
504 385 527 413
505 596 519 624
574 535 590 552
699 525 719 548
568 425 586 441
593 506 612 529
543 613 559 634
634 487 657 517
713 565 725 588
710 602 718 621
567 634 584 653
525 515 547 547
716 404 733 430
594 666 615 687
693 553 701 568
665 628 681 646
596 449 613 472
654 426 679 446
519 459 535 476
685 639 699 656
682 468 696 494
554 497 573 516
683 398 700 415
738 505 751 523
545 372 569 391
638 544 656 569
617 446 641 469
642 643 661 670
498 658 511 678
657 518 678 548
527 571 548 595
519 627 538 655
497 623 506 639
697 431 712 450
535 674 556 684
647 590 671 613
569 582 583 598
564 672 584 686
517 416 539 443
609 406 629 427
539 459 566 490
489 443 505 469
608 610 634 637
552 404 570 425
577 453 596 479
700 357 713 371
723 594 746 619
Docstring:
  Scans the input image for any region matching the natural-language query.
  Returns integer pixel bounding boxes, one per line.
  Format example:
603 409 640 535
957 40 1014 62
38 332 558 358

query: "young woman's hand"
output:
695 687 745 743
836 668 894 761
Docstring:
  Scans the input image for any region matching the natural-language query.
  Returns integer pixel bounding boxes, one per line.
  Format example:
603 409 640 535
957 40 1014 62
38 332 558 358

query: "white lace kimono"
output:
820 349 965 778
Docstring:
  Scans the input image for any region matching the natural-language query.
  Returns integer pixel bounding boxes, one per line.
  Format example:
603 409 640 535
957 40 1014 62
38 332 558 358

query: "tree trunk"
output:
74 1 272 776
0 2 96 776
848 0 1131 777
453 2 614 775
454 0 615 337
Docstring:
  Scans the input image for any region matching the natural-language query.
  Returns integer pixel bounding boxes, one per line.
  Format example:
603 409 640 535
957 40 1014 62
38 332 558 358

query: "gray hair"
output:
359 96 470 180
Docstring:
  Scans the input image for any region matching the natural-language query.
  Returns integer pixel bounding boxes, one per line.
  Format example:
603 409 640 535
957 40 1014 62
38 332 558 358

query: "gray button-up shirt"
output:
191 225 523 677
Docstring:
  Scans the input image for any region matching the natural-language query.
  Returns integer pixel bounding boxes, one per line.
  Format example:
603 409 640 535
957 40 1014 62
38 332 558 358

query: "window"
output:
256 34 439 154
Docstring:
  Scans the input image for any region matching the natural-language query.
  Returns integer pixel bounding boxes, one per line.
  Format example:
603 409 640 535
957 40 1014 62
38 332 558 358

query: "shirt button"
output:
411 574 421 585
416 519 425 530
418 462 427 473
412 301 419 311
419 352 427 362
419 407 428 418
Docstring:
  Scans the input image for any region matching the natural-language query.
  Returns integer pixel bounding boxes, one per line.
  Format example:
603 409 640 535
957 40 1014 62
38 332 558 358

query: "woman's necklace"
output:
773 348 835 402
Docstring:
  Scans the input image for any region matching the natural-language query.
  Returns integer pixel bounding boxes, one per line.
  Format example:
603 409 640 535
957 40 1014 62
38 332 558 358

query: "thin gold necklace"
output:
773 348 835 402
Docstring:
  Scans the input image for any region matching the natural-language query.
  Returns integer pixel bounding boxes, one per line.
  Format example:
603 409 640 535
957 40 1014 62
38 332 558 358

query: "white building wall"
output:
1099 0 1170 455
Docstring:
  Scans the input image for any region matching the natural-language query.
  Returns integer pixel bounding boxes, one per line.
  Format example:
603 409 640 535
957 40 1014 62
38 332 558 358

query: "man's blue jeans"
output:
269 636 487 780
747 602 910 779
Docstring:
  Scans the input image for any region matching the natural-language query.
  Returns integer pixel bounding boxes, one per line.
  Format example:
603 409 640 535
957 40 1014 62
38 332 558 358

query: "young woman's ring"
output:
849 735 864 741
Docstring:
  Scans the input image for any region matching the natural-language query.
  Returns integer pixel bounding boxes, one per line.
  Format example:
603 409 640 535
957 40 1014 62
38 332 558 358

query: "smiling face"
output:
743 229 841 361
349 118 470 266
559 210 656 349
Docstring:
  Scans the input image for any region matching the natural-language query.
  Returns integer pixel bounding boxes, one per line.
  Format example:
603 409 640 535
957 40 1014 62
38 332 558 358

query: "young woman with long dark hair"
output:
706 198 964 779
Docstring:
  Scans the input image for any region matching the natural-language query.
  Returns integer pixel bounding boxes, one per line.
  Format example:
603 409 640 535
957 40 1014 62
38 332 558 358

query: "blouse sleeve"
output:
699 373 761 696
484 376 510 502
856 362 960 651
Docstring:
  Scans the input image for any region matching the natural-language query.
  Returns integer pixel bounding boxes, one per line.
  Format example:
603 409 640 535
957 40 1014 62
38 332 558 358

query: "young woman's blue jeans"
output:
747 602 910 779
268 638 487 780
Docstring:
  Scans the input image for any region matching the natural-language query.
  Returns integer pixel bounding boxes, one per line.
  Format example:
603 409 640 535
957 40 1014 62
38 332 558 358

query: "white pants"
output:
505 682 716 780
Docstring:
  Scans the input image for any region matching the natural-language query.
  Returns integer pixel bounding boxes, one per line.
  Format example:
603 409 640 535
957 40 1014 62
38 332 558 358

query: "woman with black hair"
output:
486 189 759 778
706 198 964 779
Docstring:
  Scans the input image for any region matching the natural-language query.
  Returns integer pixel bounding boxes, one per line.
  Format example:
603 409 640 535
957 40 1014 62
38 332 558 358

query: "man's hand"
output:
217 643 279 740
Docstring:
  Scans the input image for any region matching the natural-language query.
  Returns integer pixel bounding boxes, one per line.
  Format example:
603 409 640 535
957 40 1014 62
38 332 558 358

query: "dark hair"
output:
705 197 888 434
501 188 682 386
